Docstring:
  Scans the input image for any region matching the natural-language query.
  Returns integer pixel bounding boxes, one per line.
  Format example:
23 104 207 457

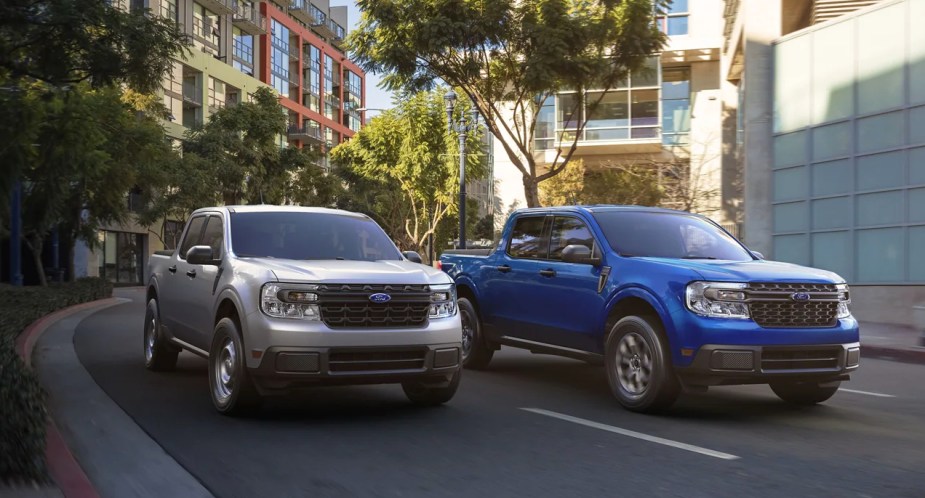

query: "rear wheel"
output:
143 299 178 371
209 317 262 416
604 315 680 413
770 380 840 405
459 297 494 370
402 370 461 406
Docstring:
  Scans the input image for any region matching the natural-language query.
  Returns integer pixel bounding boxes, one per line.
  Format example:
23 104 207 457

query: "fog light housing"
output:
846 347 860 367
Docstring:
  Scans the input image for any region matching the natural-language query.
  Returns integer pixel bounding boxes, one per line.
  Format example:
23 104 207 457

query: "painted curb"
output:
16 297 121 498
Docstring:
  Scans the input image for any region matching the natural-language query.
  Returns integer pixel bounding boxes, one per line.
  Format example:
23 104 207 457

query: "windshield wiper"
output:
682 256 718 260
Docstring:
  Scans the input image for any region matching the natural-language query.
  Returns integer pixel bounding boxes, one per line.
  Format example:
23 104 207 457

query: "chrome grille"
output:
746 283 839 328
328 349 427 372
317 284 431 329
761 347 841 371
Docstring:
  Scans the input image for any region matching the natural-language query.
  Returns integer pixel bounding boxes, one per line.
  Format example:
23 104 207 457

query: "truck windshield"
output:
591 211 754 261
229 212 402 261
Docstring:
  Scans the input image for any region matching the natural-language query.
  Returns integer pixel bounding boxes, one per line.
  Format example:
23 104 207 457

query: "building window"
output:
323 55 341 121
193 3 221 56
657 0 688 36
662 67 691 145
233 27 254 75
160 0 178 22
208 76 226 112
535 96 555 150
343 69 362 131
271 19 290 97
304 44 321 113
97 231 145 284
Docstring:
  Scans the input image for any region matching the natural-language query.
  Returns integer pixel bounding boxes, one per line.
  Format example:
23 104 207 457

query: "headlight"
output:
429 284 457 319
836 283 851 319
260 283 321 320
685 281 750 319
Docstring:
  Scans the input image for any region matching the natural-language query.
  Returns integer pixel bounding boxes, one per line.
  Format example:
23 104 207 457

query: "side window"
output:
506 216 548 259
177 216 206 260
200 216 224 258
549 216 596 261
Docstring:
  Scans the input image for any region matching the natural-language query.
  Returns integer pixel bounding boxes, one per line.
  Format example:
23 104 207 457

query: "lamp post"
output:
443 91 478 250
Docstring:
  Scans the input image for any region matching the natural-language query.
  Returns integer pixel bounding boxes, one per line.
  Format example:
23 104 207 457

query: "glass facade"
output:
657 0 688 36
97 231 145 284
304 44 321 113
233 27 254 76
270 19 290 97
192 3 220 56
343 69 362 131
771 0 925 283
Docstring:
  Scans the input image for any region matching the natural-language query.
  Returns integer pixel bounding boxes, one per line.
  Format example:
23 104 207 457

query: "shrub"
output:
0 277 112 483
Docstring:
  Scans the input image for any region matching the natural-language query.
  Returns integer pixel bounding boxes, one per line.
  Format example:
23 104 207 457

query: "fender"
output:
452 274 481 303
211 286 248 344
602 285 679 347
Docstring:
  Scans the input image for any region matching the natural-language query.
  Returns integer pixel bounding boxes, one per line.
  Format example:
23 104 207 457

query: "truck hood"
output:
636 258 845 284
243 258 453 285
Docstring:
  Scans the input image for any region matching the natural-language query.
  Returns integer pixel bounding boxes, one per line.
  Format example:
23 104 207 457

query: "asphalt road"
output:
74 289 925 497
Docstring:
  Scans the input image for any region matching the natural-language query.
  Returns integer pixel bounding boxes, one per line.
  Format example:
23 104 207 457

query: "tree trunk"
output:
28 238 48 287
67 238 76 282
523 177 541 208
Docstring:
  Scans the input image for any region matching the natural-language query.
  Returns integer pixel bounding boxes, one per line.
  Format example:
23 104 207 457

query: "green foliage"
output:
474 213 496 241
331 88 487 260
0 278 112 483
539 160 662 207
349 0 667 207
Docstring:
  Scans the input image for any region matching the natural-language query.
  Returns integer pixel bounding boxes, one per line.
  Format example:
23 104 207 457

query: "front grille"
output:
710 350 754 370
761 347 841 371
328 349 427 372
746 283 839 328
316 283 431 329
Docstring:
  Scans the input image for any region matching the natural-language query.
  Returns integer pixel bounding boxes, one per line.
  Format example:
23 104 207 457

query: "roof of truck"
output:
191 205 370 218
512 205 693 216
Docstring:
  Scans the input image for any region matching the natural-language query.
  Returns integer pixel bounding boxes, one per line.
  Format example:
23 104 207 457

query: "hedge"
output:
0 277 112 483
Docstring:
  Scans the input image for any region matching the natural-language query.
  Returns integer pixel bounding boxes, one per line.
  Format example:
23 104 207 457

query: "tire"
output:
208 317 262 416
459 297 494 370
770 380 840 405
604 315 680 413
402 369 461 406
144 298 179 371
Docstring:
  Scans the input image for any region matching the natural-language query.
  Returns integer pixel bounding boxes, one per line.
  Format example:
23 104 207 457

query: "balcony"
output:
287 43 300 61
287 125 323 144
197 0 234 15
329 20 346 46
232 2 266 35
287 0 317 25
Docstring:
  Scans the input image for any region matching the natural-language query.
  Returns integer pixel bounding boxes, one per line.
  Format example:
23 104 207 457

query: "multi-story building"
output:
493 0 738 229
723 0 925 326
77 0 365 285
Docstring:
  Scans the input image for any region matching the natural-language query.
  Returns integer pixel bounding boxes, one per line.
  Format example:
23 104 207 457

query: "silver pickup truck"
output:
144 206 462 415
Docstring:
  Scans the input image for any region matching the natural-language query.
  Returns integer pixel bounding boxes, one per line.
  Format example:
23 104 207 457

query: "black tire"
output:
604 315 680 413
402 369 461 406
459 297 494 370
208 317 262 416
143 298 179 371
770 380 840 405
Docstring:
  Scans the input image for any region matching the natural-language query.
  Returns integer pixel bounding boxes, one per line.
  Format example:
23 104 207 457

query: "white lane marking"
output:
521 408 740 461
839 388 895 398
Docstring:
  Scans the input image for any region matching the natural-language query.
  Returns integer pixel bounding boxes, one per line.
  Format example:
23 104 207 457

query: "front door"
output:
182 214 225 350
159 215 207 344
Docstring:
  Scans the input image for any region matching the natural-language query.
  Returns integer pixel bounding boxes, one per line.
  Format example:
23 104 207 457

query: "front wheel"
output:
402 370 461 406
144 299 178 371
770 380 840 405
604 315 680 413
459 297 494 370
209 318 262 416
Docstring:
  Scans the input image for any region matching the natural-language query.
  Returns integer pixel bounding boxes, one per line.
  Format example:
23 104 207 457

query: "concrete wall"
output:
850 286 925 326
688 60 726 221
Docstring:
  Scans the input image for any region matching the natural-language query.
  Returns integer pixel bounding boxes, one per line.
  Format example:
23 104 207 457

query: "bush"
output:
0 277 112 483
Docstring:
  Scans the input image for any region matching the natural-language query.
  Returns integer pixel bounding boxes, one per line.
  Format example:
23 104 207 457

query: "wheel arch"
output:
602 288 676 350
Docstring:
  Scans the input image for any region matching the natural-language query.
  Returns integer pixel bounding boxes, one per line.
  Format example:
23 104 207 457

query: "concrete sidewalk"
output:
860 321 925 364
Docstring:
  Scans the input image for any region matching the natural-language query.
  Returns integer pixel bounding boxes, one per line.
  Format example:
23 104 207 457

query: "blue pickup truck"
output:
440 206 860 413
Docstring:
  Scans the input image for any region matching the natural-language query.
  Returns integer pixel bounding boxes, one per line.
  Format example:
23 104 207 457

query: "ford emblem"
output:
791 292 811 302
369 293 391 303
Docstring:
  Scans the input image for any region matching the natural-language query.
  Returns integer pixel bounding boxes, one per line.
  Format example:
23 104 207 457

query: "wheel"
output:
770 380 840 405
459 297 494 370
604 315 680 413
209 317 262 415
402 369 461 406
144 299 179 371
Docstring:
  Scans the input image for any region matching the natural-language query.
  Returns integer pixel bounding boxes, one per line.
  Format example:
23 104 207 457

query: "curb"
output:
860 344 925 365
16 297 121 498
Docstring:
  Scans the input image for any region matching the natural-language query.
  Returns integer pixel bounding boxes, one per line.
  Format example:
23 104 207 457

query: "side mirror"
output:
402 251 423 264
186 245 217 265
562 244 601 265
751 251 765 260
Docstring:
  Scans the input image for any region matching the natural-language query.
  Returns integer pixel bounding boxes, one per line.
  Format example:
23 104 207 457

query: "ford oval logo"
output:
369 293 391 303
791 292 811 302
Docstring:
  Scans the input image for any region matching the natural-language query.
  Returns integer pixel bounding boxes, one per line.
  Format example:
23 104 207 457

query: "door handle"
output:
539 269 556 277
186 269 197 278
168 265 177 274
496 265 512 273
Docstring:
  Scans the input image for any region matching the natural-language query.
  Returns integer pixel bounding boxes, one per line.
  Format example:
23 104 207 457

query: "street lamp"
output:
444 90 479 250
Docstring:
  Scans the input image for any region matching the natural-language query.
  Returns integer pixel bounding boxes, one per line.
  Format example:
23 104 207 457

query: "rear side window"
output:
507 216 547 259
549 216 596 261
178 216 206 260
200 216 224 258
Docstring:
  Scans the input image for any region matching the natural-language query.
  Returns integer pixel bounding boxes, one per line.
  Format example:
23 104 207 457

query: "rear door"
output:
159 215 207 344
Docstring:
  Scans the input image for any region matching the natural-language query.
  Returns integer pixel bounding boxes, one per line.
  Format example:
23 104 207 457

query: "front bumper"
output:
675 342 860 386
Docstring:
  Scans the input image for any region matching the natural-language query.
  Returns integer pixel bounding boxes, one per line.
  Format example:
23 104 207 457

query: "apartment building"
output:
78 0 364 285
493 0 737 229
723 0 925 325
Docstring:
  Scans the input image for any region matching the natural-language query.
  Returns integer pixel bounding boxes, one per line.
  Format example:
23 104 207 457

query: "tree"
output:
539 159 662 207
349 0 667 207
331 88 488 262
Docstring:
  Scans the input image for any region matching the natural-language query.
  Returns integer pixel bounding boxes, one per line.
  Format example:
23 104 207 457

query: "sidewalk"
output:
859 321 925 364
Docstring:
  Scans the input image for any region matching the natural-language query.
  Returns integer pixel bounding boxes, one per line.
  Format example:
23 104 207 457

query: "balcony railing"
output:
287 0 317 24
232 2 266 35
287 125 323 144
329 20 345 44
197 0 234 15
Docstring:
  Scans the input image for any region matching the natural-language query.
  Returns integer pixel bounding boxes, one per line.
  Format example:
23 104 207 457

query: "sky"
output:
334 1 394 112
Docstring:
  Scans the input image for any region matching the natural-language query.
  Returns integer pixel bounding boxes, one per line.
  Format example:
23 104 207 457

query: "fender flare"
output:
211 287 248 345
602 286 679 346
